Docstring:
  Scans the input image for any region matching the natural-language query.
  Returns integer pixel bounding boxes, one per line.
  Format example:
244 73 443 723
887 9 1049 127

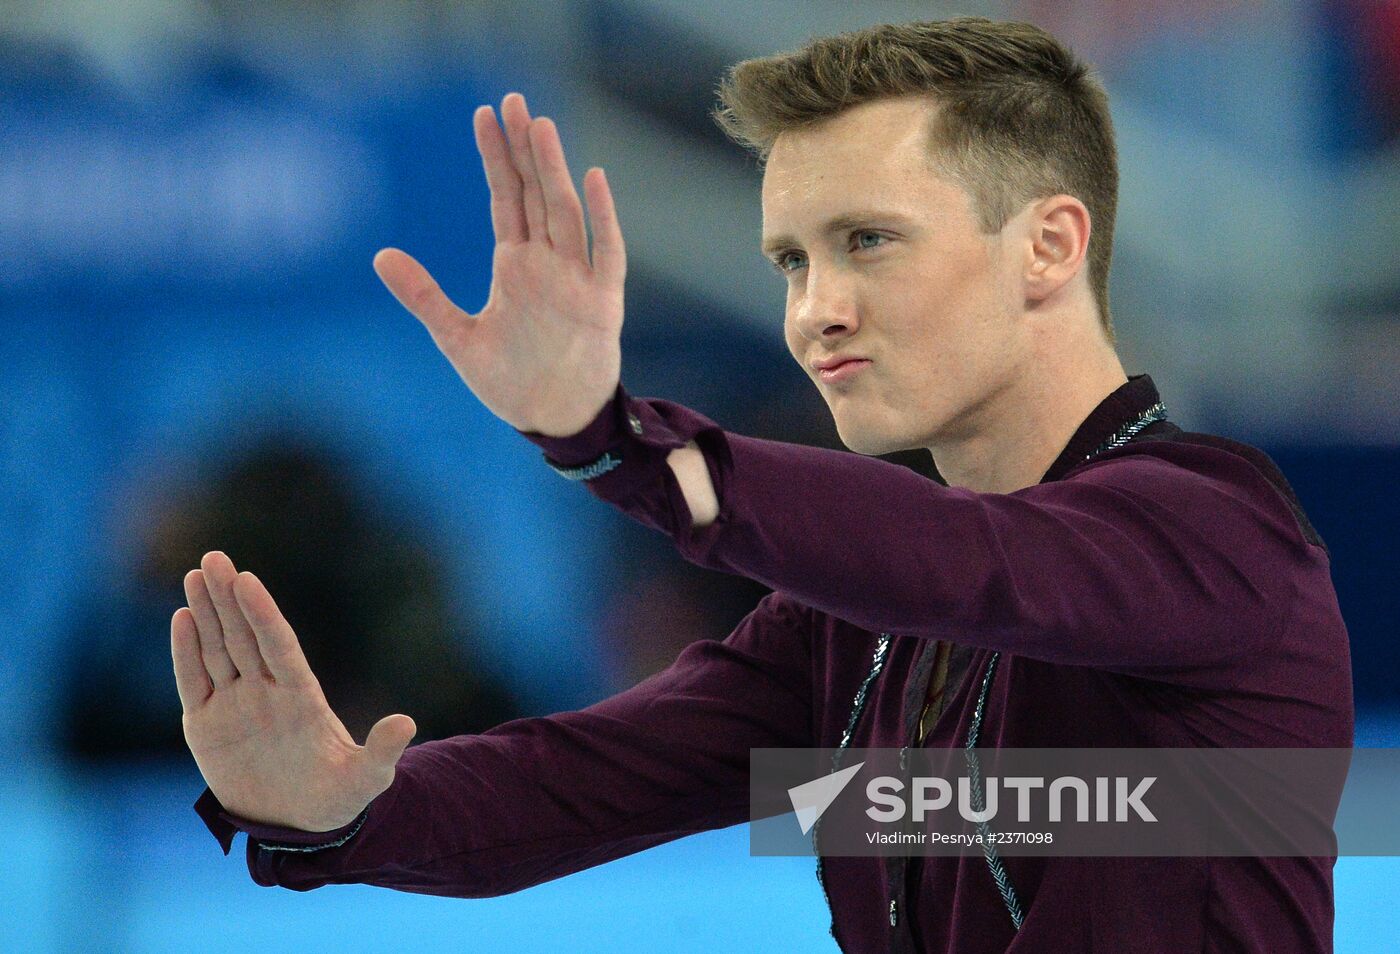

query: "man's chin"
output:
833 422 909 457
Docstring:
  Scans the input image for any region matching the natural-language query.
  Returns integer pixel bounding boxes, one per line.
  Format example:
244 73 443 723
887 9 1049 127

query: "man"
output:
176 18 1352 952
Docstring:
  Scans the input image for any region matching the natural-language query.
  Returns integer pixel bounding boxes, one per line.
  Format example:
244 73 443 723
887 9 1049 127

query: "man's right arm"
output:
192 590 815 897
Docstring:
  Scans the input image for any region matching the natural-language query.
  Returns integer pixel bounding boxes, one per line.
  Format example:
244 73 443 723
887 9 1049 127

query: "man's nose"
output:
792 268 859 342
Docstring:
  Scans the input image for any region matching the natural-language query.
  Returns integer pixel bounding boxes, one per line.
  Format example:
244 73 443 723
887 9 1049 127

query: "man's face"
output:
761 95 1030 456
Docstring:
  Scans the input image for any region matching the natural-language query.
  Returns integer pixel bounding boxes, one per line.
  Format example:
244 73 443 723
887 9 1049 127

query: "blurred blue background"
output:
2 0 1397 950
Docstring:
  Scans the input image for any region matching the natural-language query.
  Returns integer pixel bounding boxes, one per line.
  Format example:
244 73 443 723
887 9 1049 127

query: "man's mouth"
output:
817 359 871 384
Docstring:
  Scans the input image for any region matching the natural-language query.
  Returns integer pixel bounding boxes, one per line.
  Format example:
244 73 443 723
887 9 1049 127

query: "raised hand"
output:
171 551 416 832
374 92 626 438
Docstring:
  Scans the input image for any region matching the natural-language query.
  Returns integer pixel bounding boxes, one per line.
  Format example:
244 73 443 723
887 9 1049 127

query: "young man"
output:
176 18 1352 952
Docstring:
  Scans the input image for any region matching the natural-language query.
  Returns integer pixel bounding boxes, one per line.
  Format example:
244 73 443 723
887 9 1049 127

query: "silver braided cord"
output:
965 652 1025 929
256 811 369 853
545 450 623 481
815 632 892 938
1091 403 1166 457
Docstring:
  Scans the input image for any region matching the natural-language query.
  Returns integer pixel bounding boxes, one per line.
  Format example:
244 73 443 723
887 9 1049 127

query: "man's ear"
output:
1023 194 1091 305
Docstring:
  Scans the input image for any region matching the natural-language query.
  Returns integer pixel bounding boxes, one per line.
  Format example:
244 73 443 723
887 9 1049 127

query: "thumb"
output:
372 247 470 341
364 713 417 770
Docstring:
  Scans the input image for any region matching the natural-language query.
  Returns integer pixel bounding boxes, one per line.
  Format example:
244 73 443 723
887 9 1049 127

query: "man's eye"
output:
774 252 806 273
855 231 885 250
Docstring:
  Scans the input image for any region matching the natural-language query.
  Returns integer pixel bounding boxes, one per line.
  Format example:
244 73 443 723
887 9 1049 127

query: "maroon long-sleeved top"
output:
195 373 1353 952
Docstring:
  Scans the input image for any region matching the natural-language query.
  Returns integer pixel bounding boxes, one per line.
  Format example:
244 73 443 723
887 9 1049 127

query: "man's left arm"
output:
522 384 1317 677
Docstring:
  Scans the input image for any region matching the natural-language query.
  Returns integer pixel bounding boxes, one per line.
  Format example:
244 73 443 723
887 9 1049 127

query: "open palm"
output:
172 551 415 832
373 92 626 438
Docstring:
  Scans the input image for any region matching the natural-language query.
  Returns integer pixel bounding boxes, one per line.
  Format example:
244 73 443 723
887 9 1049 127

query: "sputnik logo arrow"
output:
788 761 865 834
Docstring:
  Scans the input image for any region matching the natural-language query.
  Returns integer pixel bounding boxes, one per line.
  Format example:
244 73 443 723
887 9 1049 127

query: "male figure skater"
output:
176 18 1352 952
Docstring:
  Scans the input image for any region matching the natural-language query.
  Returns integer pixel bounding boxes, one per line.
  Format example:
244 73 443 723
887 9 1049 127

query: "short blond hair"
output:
713 17 1120 344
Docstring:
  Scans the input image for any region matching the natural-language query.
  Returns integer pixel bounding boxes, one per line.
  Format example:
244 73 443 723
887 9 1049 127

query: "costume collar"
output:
1039 373 1166 484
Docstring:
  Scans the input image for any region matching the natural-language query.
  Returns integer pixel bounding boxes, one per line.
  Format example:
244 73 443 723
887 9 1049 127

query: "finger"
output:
171 607 214 710
184 568 238 687
364 714 417 775
233 570 317 689
528 117 588 263
200 551 272 681
500 92 548 243
373 248 473 350
583 167 627 286
473 105 527 244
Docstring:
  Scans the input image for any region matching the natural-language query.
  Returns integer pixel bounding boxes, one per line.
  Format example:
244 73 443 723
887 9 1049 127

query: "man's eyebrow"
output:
760 210 914 257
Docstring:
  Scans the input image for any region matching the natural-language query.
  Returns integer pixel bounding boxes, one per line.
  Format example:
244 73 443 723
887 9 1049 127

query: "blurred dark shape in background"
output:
59 434 524 761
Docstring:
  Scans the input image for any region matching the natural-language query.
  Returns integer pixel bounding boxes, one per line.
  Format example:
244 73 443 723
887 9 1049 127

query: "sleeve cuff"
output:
516 383 694 478
517 382 691 462
514 382 731 538
515 385 633 467
194 787 368 857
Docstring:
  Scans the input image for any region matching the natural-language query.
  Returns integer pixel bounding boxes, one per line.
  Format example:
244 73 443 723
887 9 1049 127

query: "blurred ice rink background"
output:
1 0 1396 950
